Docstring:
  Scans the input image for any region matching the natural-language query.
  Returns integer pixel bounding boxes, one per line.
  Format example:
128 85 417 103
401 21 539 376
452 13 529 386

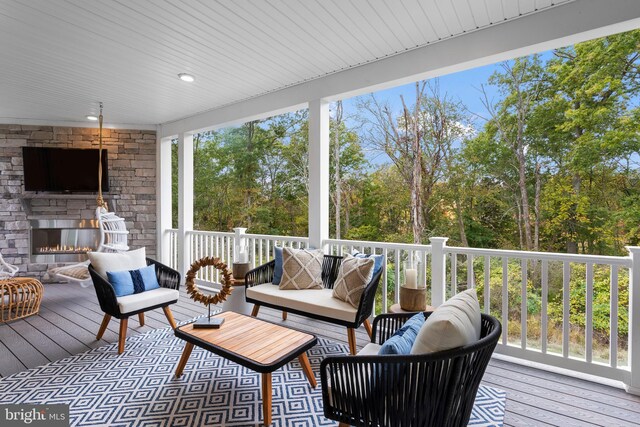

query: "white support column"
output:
626 246 640 395
156 133 172 265
308 99 330 250
430 237 449 307
177 132 194 278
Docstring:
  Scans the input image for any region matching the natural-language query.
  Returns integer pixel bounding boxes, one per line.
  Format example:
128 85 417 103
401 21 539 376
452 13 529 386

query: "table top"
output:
175 311 317 373
389 303 435 313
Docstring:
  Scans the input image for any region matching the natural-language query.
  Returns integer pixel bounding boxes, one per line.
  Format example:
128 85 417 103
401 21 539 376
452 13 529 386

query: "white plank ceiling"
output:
0 0 572 126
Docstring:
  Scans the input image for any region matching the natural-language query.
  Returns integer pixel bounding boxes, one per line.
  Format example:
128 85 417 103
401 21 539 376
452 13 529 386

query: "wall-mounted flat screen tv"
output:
22 147 109 192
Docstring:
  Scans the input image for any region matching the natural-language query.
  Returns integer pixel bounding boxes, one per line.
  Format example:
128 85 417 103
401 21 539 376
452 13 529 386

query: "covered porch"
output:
154 0 640 398
2 0 640 425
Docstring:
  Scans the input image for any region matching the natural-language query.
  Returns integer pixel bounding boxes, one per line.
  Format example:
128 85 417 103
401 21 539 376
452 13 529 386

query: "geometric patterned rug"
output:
0 324 506 426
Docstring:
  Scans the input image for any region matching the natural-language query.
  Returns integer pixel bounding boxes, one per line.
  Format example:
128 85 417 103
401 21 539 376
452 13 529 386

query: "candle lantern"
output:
400 257 427 311
232 244 251 280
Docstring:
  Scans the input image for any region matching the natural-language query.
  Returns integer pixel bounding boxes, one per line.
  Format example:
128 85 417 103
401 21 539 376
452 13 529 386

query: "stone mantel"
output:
19 193 122 217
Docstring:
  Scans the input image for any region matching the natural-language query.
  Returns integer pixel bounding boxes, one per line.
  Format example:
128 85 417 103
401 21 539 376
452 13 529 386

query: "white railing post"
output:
625 246 640 395
430 237 448 307
233 227 248 264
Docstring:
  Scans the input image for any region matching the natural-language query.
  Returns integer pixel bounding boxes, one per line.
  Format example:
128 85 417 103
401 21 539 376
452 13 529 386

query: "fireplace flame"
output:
36 244 94 254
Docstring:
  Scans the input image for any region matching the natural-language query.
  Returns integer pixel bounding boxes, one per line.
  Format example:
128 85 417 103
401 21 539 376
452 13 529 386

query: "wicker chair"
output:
320 311 502 427
246 255 383 354
88 257 180 354
48 207 130 286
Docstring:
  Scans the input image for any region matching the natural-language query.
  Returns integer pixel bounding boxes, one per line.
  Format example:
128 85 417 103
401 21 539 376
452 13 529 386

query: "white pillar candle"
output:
406 269 418 289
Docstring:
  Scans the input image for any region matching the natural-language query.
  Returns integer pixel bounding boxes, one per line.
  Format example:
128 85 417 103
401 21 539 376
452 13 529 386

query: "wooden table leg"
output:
298 352 317 388
262 372 272 426
175 342 194 378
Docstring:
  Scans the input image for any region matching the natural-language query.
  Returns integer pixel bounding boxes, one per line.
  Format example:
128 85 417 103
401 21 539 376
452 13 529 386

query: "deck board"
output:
0 282 638 426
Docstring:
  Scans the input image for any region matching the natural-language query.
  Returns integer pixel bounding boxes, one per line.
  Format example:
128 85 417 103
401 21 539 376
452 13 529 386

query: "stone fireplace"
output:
0 124 158 280
30 219 99 263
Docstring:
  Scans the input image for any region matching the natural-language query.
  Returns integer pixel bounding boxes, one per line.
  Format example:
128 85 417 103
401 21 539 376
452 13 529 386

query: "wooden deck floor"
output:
1 282 639 426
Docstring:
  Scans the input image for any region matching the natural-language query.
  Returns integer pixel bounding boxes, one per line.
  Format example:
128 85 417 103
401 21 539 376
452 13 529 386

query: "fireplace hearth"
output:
30 219 100 263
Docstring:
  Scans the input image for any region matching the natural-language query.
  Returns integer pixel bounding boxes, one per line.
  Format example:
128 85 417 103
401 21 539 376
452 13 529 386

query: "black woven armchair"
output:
320 311 501 427
245 255 383 354
88 257 181 354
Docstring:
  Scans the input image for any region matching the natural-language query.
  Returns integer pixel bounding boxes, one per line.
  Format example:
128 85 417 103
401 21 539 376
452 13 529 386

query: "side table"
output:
389 303 435 314
221 278 252 315
0 277 44 322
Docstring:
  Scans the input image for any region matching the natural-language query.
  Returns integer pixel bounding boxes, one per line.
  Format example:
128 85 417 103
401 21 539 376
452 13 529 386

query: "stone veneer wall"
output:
0 124 157 280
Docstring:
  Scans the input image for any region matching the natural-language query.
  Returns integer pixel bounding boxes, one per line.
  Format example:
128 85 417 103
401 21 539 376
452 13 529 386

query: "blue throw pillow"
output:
107 270 134 297
353 251 384 277
378 312 425 355
272 247 284 285
107 265 159 297
137 264 160 291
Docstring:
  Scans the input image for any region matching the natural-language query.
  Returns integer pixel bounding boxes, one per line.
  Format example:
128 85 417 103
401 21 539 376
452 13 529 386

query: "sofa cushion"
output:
117 287 179 314
279 248 324 290
332 254 374 308
379 312 425 355
247 283 357 323
88 248 147 279
357 343 382 356
272 247 284 285
411 289 481 354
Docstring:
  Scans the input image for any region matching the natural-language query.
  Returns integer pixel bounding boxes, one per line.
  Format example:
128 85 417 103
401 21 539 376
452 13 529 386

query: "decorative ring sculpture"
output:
185 256 233 306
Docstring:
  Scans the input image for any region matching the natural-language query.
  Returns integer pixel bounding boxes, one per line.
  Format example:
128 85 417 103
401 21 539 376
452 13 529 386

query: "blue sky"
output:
341 50 556 132
338 50 556 166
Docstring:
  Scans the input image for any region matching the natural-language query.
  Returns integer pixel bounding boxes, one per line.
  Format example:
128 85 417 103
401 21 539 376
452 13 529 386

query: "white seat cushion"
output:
411 288 481 354
117 287 179 314
357 342 382 356
246 283 358 323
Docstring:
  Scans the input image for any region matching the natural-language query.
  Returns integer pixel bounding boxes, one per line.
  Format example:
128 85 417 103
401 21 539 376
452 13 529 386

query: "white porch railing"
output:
163 227 638 393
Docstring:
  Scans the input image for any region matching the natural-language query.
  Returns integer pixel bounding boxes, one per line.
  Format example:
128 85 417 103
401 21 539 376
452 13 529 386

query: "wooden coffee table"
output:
174 311 318 426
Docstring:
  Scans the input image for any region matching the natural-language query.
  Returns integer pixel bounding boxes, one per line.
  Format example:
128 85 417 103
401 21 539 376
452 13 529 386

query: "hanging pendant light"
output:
96 102 108 210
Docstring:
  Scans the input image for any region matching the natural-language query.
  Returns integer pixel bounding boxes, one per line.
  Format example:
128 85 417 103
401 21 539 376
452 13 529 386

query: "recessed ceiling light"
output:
86 115 98 121
178 73 195 82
